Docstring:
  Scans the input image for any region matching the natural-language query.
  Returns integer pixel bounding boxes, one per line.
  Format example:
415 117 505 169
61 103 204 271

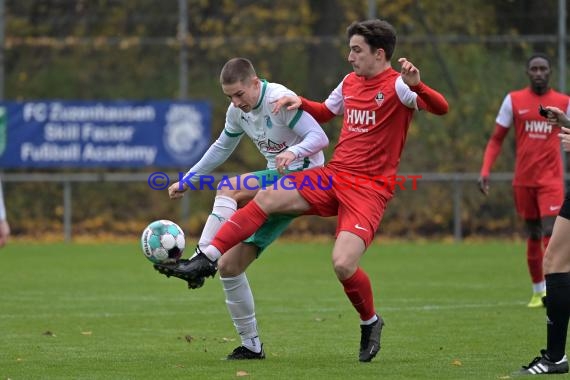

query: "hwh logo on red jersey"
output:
524 120 553 135
346 109 376 126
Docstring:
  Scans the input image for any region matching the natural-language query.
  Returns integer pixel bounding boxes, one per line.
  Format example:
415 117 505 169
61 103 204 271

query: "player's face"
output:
222 78 260 113
527 57 550 91
348 35 381 78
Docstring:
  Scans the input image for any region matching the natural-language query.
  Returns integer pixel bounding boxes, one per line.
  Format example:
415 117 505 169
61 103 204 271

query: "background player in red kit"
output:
154 19 449 362
478 54 570 308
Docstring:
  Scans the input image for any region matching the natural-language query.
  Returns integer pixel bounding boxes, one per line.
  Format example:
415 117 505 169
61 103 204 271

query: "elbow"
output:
435 100 449 115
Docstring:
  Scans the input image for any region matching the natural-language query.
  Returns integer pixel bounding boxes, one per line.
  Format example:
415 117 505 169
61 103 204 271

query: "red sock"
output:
211 201 268 255
340 267 376 321
527 238 544 284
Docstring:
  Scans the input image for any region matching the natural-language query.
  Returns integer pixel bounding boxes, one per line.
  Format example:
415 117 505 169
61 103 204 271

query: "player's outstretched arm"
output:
169 130 242 200
272 95 335 124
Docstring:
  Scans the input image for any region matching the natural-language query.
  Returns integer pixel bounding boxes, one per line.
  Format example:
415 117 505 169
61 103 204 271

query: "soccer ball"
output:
140 219 185 264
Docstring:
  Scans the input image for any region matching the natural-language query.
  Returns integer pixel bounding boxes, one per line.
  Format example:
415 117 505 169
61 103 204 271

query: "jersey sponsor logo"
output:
348 126 369 133
354 224 368 231
346 108 376 126
240 115 250 124
549 205 561 211
524 120 553 136
375 92 385 106
258 138 287 153
518 109 530 115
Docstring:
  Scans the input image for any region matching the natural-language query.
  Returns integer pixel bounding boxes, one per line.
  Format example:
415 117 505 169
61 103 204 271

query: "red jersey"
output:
496 87 570 186
324 68 416 189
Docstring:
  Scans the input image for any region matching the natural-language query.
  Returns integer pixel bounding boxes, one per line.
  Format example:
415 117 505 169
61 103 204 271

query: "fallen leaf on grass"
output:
81 331 92 336
452 359 462 366
42 331 56 337
184 335 194 343
236 371 249 377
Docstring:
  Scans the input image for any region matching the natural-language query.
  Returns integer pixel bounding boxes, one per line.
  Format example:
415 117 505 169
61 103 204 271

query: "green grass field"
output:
0 240 565 379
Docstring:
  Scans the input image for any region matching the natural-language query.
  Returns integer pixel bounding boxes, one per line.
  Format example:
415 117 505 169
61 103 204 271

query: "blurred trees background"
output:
3 0 569 240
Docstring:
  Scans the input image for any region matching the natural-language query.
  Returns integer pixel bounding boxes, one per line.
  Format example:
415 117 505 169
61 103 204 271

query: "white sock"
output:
221 273 262 353
533 281 546 293
198 195 237 251
360 314 378 325
203 245 222 261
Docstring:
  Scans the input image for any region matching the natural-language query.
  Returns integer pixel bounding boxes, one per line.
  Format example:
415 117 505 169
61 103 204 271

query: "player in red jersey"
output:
155 19 448 362
478 53 570 308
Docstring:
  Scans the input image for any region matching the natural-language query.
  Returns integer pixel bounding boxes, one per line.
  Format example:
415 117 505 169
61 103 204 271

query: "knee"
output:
255 188 304 214
217 187 238 201
542 246 570 274
332 256 356 280
218 188 256 209
218 256 241 277
254 189 274 210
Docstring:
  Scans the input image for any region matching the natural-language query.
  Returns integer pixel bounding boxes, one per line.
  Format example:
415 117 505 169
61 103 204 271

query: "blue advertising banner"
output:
0 100 212 168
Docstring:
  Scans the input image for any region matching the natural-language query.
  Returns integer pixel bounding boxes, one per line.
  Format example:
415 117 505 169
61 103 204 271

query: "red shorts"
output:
513 184 564 220
289 167 389 247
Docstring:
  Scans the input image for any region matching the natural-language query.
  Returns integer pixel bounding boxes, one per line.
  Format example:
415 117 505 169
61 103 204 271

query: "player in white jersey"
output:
157 57 328 360
181 78 325 179
221 79 325 170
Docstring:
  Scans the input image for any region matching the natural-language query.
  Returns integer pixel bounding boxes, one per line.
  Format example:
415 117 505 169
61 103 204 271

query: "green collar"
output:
253 80 268 110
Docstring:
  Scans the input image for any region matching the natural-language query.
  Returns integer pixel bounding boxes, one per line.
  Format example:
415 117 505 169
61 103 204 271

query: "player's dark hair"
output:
347 19 397 60
220 57 257 85
527 53 551 69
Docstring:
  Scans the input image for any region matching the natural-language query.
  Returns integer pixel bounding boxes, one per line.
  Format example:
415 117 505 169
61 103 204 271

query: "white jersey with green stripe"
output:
184 80 327 182
223 80 325 171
